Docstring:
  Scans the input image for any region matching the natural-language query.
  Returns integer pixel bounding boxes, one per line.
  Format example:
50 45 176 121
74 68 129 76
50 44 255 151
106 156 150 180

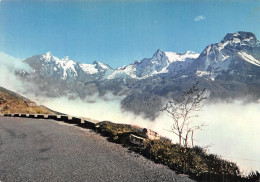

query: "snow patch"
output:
218 41 229 51
41 52 79 78
57 59 78 78
43 52 52 62
233 32 240 37
196 70 210 77
108 65 138 79
196 71 215 81
243 37 254 42
96 62 109 70
222 55 230 61
207 46 212 55
80 64 98 74
232 38 241 44
165 51 199 62
238 52 260 67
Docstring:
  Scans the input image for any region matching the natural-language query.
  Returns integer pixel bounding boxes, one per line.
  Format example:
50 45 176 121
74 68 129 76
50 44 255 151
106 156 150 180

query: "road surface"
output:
0 117 194 182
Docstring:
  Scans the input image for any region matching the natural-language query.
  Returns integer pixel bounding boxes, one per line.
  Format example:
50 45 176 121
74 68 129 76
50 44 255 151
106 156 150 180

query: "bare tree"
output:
161 82 208 147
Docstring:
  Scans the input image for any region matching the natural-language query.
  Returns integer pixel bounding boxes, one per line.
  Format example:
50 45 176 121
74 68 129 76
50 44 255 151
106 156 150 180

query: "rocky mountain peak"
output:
42 51 54 61
45 51 52 57
62 56 71 62
152 49 165 60
221 31 257 45
93 61 112 71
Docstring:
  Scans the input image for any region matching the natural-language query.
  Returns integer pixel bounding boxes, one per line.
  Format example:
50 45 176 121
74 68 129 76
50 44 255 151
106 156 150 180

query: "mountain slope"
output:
24 52 114 82
190 31 260 81
0 86 57 114
108 49 199 79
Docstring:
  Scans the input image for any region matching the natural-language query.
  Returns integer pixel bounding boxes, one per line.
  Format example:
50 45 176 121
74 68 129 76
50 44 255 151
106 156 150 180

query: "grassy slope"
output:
97 121 260 182
0 86 55 114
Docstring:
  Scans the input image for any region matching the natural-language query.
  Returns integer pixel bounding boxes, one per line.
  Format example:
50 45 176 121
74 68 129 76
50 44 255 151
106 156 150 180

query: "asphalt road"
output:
0 117 194 182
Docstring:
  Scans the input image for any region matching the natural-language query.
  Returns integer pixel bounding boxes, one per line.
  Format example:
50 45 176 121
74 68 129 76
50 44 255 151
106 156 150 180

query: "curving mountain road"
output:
0 117 194 182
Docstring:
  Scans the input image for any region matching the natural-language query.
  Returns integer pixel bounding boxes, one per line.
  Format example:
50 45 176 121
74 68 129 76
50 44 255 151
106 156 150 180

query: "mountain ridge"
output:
16 31 260 119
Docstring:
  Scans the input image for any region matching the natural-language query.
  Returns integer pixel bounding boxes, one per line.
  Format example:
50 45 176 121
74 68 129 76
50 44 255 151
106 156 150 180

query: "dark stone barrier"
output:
2 113 99 131
37 114 44 119
61 116 69 122
29 114 35 118
14 114 20 117
72 117 81 125
83 120 96 129
55 115 63 121
48 115 57 120
67 116 73 123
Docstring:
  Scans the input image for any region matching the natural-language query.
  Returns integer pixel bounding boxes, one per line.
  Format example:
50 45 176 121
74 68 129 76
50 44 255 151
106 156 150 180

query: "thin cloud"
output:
194 15 205 22
0 51 31 93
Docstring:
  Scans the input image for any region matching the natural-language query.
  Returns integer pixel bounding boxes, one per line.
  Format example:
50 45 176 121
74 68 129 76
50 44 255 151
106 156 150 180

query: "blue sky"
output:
0 0 259 68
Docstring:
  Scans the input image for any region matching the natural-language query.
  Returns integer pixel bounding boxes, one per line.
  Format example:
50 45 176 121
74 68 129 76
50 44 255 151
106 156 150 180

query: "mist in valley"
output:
34 95 260 174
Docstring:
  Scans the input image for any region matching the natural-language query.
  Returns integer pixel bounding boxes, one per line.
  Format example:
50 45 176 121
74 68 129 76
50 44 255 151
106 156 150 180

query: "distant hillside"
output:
0 86 56 114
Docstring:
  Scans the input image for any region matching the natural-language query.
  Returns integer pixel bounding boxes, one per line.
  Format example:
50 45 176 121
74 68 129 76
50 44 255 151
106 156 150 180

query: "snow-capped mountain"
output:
108 49 199 79
25 52 80 80
192 31 260 80
80 61 112 75
17 31 260 119
24 52 114 83
23 49 200 82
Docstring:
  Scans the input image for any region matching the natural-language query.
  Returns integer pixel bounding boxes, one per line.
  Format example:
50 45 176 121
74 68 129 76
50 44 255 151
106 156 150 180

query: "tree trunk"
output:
179 134 182 145
191 131 194 147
